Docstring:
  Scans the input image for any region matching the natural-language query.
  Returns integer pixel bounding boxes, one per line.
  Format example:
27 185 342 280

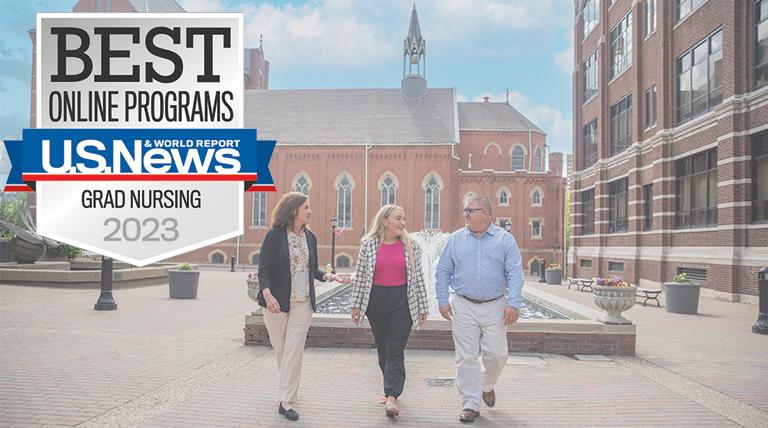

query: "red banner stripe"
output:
21 174 258 181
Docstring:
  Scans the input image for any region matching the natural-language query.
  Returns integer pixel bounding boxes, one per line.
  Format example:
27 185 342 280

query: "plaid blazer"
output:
350 238 429 324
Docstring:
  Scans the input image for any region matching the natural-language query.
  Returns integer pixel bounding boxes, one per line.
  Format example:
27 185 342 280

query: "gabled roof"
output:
244 88 458 145
458 102 544 134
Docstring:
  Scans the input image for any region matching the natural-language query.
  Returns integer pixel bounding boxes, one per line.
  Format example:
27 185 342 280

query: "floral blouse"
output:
287 229 310 303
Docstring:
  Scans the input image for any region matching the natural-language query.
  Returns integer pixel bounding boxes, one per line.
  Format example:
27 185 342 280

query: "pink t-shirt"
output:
372 240 407 286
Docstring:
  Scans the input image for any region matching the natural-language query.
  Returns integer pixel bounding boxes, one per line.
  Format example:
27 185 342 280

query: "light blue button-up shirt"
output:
435 223 524 309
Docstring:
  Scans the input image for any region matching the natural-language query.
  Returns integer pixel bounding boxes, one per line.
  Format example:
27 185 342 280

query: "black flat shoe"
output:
278 403 299 421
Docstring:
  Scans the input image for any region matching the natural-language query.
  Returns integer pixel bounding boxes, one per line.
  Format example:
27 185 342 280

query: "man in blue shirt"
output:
436 193 524 423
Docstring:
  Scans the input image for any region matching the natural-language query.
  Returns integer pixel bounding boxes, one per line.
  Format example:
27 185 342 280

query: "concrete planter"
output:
663 282 700 314
168 270 200 299
545 269 563 285
8 236 47 264
592 285 636 324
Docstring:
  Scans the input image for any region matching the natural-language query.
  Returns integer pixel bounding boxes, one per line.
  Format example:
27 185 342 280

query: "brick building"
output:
570 0 768 301
24 1 566 273
181 5 566 274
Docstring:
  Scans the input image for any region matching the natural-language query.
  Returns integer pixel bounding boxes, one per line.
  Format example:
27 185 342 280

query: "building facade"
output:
24 2 566 273
570 0 768 301
179 6 566 274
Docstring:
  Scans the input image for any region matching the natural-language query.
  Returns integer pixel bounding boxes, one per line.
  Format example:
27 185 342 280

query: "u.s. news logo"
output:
0 13 277 267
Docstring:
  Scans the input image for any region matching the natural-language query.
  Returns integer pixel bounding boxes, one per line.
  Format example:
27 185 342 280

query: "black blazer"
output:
257 227 326 312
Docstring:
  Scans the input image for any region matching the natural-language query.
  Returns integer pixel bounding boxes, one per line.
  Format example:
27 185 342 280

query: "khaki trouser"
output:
451 295 508 411
263 300 313 404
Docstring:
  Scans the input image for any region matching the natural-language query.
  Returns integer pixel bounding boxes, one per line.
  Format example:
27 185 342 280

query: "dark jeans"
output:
366 284 413 398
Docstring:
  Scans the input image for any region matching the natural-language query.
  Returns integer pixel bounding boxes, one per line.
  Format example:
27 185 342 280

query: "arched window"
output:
530 258 540 275
252 192 267 227
532 190 542 206
381 175 396 207
211 251 225 264
425 176 440 229
336 255 351 268
336 176 352 228
512 146 525 170
533 147 543 172
295 175 310 195
250 253 260 265
499 190 509 205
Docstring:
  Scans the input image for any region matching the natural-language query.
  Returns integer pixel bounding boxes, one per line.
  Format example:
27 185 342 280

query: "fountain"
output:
245 230 637 355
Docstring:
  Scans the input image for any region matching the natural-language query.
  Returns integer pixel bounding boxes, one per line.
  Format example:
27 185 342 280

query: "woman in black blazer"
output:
257 191 350 422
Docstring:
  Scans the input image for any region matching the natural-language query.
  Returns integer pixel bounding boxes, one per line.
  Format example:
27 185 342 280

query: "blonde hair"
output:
362 205 416 278
271 192 308 229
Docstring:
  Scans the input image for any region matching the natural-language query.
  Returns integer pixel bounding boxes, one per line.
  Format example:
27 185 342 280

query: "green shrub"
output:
47 244 81 260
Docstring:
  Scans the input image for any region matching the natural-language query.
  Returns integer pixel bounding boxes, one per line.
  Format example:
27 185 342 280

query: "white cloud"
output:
179 0 228 12
180 0 397 68
554 47 573 75
471 91 572 156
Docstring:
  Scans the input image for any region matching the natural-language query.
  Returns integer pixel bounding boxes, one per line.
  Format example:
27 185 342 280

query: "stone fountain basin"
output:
0 261 177 288
244 285 636 356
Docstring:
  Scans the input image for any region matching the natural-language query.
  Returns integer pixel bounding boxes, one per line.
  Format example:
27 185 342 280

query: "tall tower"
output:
401 4 427 98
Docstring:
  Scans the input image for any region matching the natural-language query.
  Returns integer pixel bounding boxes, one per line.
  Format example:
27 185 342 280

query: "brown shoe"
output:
482 389 496 407
459 408 480 423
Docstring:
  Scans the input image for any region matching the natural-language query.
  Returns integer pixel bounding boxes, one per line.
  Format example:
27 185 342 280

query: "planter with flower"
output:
663 273 700 314
168 262 200 299
545 263 563 285
592 276 636 324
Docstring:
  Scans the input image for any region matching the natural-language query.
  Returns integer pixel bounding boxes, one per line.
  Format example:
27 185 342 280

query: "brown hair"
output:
271 192 308 229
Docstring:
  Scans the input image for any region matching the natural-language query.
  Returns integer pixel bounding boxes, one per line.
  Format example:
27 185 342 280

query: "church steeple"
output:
403 3 426 78
401 4 427 98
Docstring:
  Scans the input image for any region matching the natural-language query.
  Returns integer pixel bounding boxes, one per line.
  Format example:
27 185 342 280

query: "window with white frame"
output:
511 146 525 170
295 175 310 195
645 85 657 129
757 0 768 88
583 0 599 37
425 176 440 229
380 175 396 207
531 219 542 238
532 190 542 206
645 0 657 36
676 29 723 124
336 176 352 228
252 192 267 227
610 11 633 79
499 190 509 205
583 49 598 101
533 147 543 172
610 94 632 156
753 132 768 222
582 119 598 169
676 0 705 23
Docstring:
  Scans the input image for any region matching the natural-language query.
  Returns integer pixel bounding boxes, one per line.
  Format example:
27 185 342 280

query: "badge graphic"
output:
3 13 275 266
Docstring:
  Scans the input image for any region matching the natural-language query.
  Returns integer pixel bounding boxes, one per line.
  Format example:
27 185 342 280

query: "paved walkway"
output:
1 271 766 427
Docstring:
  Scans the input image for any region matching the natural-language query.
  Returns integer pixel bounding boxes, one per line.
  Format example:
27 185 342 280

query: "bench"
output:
567 278 594 292
578 279 594 292
636 288 661 307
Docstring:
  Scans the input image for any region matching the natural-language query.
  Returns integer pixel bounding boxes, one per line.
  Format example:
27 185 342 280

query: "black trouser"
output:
366 284 413 399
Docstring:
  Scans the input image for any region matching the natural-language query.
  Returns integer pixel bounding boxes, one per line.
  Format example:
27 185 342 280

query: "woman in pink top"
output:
350 205 429 418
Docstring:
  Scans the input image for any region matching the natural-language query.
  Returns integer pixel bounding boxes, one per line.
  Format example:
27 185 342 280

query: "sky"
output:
0 0 575 156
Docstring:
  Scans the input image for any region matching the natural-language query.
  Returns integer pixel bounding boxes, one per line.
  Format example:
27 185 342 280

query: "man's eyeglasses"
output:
462 208 485 215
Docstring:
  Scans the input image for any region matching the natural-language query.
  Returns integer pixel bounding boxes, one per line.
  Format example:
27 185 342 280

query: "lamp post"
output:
330 216 337 273
94 256 117 310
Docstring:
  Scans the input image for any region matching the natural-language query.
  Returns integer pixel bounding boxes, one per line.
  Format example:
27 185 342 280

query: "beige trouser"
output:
451 295 508 411
262 300 313 404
